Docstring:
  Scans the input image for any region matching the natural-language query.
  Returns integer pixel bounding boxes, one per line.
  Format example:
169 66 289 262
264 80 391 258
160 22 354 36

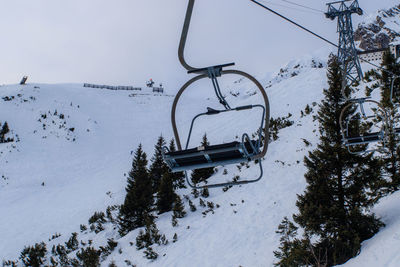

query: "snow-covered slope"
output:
0 54 328 265
0 84 174 260
3 50 400 266
338 191 400 267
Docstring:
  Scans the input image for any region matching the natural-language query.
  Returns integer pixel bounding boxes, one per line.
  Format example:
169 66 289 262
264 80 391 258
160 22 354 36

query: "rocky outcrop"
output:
354 5 400 51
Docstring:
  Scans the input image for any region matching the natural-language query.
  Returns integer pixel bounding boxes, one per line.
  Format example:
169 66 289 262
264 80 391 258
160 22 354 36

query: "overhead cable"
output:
280 0 324 13
260 0 321 15
250 0 337 47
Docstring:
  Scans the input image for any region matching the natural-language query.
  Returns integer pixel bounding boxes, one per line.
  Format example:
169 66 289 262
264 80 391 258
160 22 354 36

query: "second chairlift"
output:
339 97 389 154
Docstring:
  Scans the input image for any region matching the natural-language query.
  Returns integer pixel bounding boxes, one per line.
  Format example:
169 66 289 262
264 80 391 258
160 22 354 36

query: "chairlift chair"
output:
162 0 270 189
339 97 389 154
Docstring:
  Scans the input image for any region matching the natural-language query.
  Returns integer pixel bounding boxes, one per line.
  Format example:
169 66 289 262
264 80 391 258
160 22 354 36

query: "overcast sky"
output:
0 0 397 91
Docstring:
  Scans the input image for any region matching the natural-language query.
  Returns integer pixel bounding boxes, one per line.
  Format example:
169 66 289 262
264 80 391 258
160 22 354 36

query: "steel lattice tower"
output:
326 0 363 84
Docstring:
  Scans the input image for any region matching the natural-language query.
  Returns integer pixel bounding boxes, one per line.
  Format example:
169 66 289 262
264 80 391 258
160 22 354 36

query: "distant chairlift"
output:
153 84 164 93
339 97 390 154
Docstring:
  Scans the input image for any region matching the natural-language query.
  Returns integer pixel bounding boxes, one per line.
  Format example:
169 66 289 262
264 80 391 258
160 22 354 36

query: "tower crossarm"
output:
325 0 363 20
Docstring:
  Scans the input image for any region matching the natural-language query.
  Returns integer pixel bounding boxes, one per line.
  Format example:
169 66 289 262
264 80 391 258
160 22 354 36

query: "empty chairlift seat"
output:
344 131 385 146
162 0 270 188
164 140 260 172
339 98 390 154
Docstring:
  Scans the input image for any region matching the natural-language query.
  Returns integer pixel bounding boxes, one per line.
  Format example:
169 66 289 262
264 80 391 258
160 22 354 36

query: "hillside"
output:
1 56 400 267
0 84 173 260
0 54 328 265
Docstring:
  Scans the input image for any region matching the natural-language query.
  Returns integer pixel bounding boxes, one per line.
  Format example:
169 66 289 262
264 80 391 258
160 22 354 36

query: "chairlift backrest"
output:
339 98 389 154
163 0 270 189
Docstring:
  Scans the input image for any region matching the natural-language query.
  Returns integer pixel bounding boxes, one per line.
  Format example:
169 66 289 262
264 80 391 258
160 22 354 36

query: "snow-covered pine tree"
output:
20 242 47 267
274 55 384 266
76 247 100 267
190 134 214 185
149 136 169 191
119 144 154 236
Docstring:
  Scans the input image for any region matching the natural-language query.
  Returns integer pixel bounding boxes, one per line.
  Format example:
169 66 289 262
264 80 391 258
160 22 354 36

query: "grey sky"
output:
0 0 397 91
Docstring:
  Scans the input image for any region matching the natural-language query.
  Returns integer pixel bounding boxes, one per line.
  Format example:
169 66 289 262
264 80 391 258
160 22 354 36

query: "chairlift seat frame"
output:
164 104 265 173
163 140 259 172
339 98 389 154
163 0 270 189
344 131 385 146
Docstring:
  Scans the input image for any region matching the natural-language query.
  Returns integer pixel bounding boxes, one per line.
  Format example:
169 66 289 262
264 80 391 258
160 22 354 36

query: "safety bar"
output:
184 159 264 189
184 104 265 150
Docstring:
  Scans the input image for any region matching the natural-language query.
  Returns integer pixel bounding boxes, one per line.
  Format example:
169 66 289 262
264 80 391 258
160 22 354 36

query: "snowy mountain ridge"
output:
355 4 400 50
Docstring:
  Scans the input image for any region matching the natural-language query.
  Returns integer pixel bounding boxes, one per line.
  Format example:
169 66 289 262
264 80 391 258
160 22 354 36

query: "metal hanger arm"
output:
178 0 196 71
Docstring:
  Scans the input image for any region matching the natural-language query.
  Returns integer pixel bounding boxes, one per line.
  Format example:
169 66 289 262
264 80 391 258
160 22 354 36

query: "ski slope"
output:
0 83 174 260
0 54 326 264
1 52 400 266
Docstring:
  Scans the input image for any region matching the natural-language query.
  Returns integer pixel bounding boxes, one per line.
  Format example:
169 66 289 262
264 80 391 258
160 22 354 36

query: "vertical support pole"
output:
326 0 363 85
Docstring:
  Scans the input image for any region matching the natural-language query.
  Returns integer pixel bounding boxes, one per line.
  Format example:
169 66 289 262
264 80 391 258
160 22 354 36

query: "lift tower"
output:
326 0 363 84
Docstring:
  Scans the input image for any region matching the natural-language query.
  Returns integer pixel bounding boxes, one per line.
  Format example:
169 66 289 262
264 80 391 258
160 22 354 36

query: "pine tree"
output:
20 242 47 267
76 247 100 267
149 136 169 191
119 144 154 236
0 122 11 143
201 187 209 198
275 55 384 266
371 51 400 192
378 51 400 107
273 217 310 266
136 216 161 250
172 195 186 219
156 170 176 214
188 199 197 212
144 246 158 260
172 195 186 227
190 134 214 185
171 214 178 227
191 188 199 198
168 139 186 189
65 232 79 252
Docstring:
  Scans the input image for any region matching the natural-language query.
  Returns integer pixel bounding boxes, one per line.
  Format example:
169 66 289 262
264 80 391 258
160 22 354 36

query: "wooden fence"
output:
83 83 142 91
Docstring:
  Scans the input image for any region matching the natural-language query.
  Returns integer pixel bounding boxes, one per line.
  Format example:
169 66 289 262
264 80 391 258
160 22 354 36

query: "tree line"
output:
274 52 400 266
